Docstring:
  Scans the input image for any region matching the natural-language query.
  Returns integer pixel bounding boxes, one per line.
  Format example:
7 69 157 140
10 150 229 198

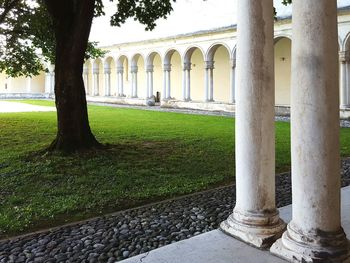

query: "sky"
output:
90 0 350 47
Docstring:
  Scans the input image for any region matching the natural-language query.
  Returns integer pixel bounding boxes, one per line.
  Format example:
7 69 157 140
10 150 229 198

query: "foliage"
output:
0 1 106 77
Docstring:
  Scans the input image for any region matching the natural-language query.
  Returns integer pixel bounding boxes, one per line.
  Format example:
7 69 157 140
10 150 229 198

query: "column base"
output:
270 223 350 263
220 209 286 249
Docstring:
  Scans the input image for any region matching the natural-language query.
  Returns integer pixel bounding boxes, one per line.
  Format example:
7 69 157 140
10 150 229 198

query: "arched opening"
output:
146 52 162 101
116 55 129 97
184 47 205 101
207 44 231 103
131 54 146 98
164 49 182 100
104 57 116 96
274 37 292 106
93 58 104 96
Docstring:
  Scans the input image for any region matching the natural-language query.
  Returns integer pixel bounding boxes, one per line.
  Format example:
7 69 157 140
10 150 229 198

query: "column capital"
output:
146 65 154 73
92 68 99 74
131 65 138 73
117 66 124 73
183 62 192 71
83 67 89 74
163 63 171 72
205 61 215 70
339 51 350 63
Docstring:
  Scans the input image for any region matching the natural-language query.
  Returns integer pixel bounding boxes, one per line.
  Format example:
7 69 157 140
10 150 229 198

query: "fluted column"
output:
271 0 350 261
131 65 138 98
146 65 154 99
230 59 236 104
340 51 350 108
220 0 285 249
204 61 214 102
104 67 111 96
92 66 99 96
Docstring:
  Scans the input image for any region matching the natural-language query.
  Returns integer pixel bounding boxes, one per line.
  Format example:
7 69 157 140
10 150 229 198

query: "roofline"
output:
100 5 350 50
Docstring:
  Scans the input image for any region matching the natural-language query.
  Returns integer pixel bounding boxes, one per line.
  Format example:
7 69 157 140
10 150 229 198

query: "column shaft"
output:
209 68 214 101
182 69 187 101
204 68 209 102
220 0 285 249
104 73 111 96
271 0 350 261
230 61 236 104
166 71 171 99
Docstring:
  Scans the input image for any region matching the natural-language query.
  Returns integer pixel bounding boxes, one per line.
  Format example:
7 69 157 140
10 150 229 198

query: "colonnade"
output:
220 0 350 262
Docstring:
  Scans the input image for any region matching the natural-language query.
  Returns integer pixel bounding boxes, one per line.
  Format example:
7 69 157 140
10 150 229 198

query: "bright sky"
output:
90 0 350 47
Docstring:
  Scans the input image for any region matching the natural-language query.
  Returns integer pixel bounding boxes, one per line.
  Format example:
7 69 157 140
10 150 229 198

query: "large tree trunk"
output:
45 0 101 152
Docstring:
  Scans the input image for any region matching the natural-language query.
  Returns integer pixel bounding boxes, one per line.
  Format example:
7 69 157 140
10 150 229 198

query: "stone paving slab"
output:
119 186 350 263
0 101 55 113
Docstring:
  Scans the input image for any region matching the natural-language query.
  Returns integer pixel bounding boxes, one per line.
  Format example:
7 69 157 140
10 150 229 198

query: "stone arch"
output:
183 46 205 101
164 48 182 100
206 42 232 61
93 58 104 96
274 37 292 106
205 43 232 102
146 51 163 99
130 53 146 98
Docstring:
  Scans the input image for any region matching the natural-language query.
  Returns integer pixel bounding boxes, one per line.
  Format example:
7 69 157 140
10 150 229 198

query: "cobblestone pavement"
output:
0 159 350 263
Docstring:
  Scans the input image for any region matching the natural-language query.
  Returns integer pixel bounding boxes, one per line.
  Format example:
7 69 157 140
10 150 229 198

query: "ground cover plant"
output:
1 100 350 238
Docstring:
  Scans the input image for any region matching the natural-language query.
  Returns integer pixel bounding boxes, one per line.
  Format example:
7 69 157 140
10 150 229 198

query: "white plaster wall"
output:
275 38 292 106
170 52 182 100
191 49 205 101
213 46 231 103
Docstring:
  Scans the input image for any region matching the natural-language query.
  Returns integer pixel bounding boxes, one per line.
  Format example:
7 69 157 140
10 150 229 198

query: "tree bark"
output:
45 0 101 152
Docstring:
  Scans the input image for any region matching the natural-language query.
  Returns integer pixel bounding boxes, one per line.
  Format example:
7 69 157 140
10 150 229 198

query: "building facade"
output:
1 8 350 118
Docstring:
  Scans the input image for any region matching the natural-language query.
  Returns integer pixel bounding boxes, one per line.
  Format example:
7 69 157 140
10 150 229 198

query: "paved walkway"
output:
0 101 55 113
0 159 349 262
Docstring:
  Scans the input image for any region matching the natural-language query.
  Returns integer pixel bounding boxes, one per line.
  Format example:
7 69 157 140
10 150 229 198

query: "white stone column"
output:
45 73 51 94
230 59 236 104
117 66 124 97
50 72 55 94
131 65 138 98
104 67 111 96
146 65 154 99
346 55 350 107
271 0 350 261
184 62 191 101
204 61 214 102
182 67 187 101
340 52 349 108
26 77 32 93
92 66 99 96
220 0 285 249
83 65 89 95
164 64 171 99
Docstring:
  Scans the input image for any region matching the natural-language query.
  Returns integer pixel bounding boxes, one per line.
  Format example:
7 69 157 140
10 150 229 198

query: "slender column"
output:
131 65 138 98
117 66 124 97
340 52 349 108
184 62 191 101
346 56 350 107
220 0 285 249
164 64 171 99
205 61 214 102
50 72 55 94
83 65 89 95
26 77 32 93
92 66 99 96
230 59 236 104
146 65 154 99
182 67 187 101
104 67 111 96
45 73 51 94
271 0 350 261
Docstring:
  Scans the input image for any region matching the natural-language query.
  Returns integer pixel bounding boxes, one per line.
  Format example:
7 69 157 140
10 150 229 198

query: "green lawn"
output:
0 99 350 238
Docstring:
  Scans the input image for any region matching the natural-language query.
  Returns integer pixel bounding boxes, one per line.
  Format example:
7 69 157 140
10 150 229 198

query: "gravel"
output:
0 159 350 262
